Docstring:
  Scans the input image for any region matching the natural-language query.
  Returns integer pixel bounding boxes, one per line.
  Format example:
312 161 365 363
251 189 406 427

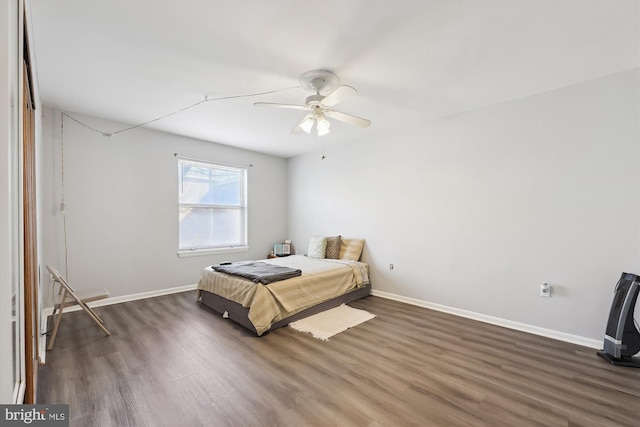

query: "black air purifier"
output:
597 272 640 367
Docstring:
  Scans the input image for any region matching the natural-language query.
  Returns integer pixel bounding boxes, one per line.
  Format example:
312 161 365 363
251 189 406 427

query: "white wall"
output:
40 109 288 303
0 0 21 404
288 69 640 342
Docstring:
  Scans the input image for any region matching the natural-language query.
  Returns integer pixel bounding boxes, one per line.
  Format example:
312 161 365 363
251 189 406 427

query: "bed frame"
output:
198 283 371 335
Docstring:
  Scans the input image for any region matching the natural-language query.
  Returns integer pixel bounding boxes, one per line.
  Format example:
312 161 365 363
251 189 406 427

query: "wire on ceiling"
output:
62 86 299 137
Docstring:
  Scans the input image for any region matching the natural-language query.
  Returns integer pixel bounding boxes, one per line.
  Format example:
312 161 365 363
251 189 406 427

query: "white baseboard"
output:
370 289 602 350
39 284 602 365
39 284 197 364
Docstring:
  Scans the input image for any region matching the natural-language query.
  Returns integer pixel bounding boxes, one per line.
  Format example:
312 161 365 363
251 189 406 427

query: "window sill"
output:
177 246 249 258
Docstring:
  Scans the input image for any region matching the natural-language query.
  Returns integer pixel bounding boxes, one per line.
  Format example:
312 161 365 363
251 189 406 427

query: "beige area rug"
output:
289 304 376 340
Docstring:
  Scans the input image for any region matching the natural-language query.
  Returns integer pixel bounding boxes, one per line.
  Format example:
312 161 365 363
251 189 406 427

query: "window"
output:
178 158 247 254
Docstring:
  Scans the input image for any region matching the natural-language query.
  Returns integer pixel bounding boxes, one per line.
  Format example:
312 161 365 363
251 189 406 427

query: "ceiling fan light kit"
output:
299 114 315 133
316 115 331 136
254 69 371 136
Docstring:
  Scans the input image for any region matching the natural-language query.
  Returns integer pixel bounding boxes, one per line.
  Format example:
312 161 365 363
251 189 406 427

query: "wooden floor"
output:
38 291 640 427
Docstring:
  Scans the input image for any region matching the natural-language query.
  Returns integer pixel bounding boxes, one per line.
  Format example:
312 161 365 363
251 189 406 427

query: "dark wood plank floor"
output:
38 291 640 427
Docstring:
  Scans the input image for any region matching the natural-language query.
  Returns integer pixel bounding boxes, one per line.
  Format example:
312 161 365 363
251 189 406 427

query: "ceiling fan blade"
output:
321 85 357 107
292 113 314 134
325 110 371 128
254 102 307 110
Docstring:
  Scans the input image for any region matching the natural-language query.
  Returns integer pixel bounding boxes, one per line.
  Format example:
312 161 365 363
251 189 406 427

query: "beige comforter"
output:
197 255 370 335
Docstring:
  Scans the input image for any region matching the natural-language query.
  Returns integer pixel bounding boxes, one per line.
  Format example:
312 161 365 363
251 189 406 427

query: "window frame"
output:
177 157 248 257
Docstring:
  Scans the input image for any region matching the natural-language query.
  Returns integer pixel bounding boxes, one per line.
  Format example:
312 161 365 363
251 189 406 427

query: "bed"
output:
197 237 370 335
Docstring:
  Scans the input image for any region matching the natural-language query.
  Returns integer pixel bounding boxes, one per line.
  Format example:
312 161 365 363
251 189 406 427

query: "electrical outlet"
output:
540 283 551 297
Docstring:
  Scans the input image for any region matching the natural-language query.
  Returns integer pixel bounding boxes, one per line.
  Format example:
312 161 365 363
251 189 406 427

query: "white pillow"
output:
307 236 328 259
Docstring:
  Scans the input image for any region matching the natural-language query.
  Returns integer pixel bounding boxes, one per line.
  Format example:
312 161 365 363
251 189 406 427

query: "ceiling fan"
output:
254 70 371 136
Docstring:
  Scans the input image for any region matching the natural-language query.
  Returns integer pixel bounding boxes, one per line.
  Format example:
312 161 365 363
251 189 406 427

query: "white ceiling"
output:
28 0 639 158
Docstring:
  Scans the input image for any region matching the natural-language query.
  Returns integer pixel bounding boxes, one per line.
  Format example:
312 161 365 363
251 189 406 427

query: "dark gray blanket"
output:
211 261 302 285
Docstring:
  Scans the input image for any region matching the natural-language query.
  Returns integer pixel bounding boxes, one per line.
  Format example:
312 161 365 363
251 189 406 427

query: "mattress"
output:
197 255 370 335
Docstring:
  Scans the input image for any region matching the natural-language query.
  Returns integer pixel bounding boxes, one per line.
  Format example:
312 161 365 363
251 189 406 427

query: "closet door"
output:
22 19 38 404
